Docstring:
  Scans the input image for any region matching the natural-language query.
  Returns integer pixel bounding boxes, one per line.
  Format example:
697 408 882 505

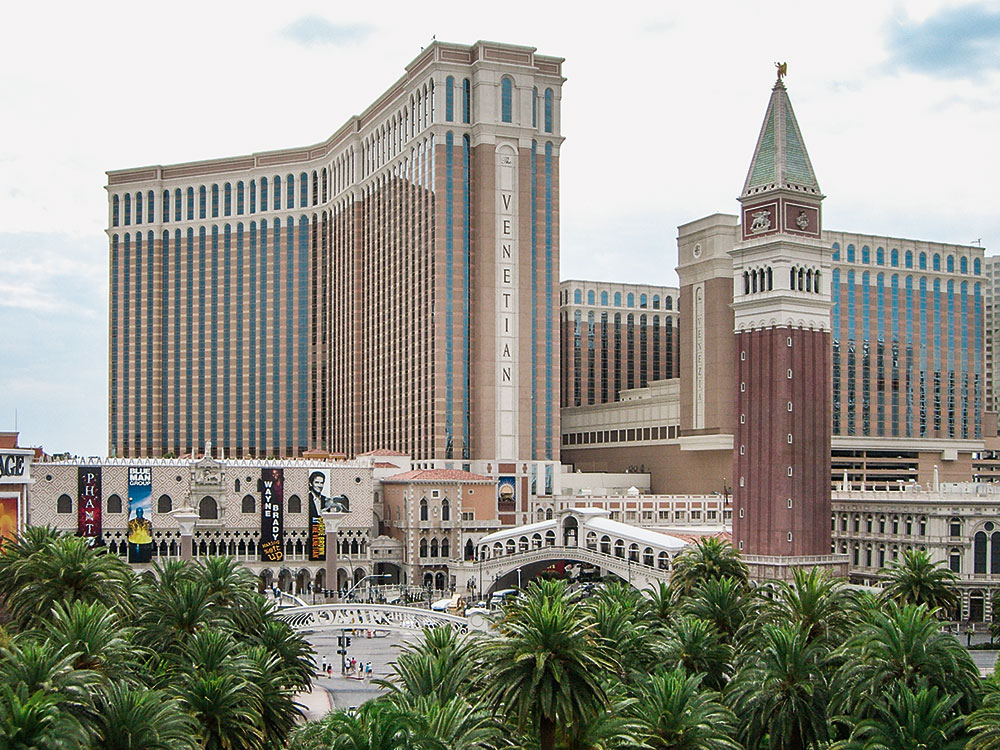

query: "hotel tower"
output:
106 41 564 485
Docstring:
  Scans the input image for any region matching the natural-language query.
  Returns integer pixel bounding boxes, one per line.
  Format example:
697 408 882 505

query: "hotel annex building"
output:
106 41 564 511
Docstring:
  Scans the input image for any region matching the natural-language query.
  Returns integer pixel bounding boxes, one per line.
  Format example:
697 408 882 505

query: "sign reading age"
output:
260 468 284 562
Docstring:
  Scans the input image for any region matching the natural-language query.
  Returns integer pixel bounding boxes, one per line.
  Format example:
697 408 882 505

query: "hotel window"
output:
186 187 194 220
123 193 131 225
300 172 308 207
627 293 634 307
445 76 454 121
311 170 317 205
891 248 899 267
273 176 281 210
261 177 268 211
532 86 538 127
112 195 120 226
462 78 471 123
640 294 647 308
975 258 981 274
933 253 941 271
574 289 582 304
862 245 870 264
919 252 927 269
587 290 595 305
876 247 884 265
224 183 232 216
236 181 244 215
197 186 205 219
614 292 621 306
653 294 660 309
601 291 609 305
950 548 962 573
950 517 961 537
162 190 170 222
501 77 513 123
211 185 219 218
544 88 553 132
847 243 855 262
135 192 142 224
947 255 954 272
250 180 256 213
961 256 968 274
287 174 295 209
147 190 154 223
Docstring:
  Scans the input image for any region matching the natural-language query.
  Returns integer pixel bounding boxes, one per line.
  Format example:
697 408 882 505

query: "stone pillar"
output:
321 511 347 600
174 508 199 561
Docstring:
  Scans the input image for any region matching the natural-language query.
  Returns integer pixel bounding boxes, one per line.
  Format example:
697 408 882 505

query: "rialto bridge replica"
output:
468 508 689 594
25 454 402 595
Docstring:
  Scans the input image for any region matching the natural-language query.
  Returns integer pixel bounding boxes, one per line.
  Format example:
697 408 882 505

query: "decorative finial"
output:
775 61 787 81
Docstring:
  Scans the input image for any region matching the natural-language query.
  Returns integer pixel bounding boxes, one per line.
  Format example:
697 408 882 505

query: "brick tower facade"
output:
730 69 847 580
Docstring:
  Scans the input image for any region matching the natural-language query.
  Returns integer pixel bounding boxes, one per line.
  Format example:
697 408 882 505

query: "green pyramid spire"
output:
741 77 822 199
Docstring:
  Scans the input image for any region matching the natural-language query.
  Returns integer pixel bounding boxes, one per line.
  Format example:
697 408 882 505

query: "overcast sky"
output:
2 0 999 457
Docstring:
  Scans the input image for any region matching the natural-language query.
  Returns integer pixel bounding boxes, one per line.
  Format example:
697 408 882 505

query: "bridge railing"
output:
478 544 671 582
276 603 479 633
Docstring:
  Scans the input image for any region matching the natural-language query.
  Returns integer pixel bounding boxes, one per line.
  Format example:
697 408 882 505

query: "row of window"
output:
562 424 679 446
112 172 331 227
55 492 306 517
833 242 982 275
418 537 451 557
566 289 674 310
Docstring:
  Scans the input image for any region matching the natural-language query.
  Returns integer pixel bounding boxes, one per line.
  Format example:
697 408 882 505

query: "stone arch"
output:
199 496 218 520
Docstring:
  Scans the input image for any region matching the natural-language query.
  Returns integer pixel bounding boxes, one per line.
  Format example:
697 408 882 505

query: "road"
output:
304 628 423 712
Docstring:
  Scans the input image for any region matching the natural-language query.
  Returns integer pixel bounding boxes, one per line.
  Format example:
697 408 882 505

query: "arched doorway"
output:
434 571 447 591
277 568 292 592
562 515 578 546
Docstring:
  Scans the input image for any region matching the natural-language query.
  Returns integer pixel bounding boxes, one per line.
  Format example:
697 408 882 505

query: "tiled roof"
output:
382 469 492 483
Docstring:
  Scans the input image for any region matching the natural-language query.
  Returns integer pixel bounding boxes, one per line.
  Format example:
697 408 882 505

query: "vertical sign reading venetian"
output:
260 468 284 562
127 467 152 563
497 145 518 459
77 467 102 547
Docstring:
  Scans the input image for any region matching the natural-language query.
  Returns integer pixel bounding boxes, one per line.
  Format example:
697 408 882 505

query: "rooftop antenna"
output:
971 239 982 246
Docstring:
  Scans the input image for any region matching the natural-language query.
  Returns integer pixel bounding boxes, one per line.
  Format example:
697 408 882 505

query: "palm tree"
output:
382 627 480 705
670 537 747 599
479 579 617 750
196 556 258 610
136 579 224 655
41 600 136 680
2 534 133 631
753 568 856 648
880 548 958 616
289 701 423 750
0 640 99 731
584 594 655 677
0 682 91 750
681 576 750 643
658 615 732 690
832 601 980 721
727 623 831 750
646 581 674 626
631 668 740 750
408 695 502 750
90 681 200 750
832 683 967 750
967 675 1000 750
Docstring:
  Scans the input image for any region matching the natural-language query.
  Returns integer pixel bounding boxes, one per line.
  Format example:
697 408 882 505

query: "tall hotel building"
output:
106 42 564 489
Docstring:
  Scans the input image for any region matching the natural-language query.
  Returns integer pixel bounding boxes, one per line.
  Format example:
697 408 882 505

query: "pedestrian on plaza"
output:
321 655 328 674
365 661 372 680
327 664 333 678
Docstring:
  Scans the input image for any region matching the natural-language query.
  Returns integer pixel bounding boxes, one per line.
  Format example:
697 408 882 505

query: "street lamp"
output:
343 573 392 602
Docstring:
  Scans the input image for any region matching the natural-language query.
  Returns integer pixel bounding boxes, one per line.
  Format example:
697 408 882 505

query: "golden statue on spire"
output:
775 61 787 80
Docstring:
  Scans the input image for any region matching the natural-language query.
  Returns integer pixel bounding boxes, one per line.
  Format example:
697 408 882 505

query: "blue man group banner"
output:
127 467 152 563
77 467 102 547
260 468 284 562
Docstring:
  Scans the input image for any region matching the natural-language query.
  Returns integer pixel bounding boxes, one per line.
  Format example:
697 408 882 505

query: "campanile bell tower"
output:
731 66 847 580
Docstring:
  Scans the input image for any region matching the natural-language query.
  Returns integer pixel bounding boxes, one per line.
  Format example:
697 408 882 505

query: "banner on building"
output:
127 467 153 563
77 467 102 546
260 468 284 562
498 476 517 512
0 496 18 550
307 468 329 561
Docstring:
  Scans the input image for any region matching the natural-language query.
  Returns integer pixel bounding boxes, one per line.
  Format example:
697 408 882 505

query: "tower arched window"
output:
430 538 439 557
236 181 245 215
419 538 428 557
112 195 120 227
587 290 595 305
441 538 449 557
441 499 450 521
273 175 281 210
211 184 219 217
919 252 927 269
157 494 172 514
847 244 855 262
532 86 538 127
198 186 206 219
162 190 170 222
260 177 268 211
199 496 218 520
790 267 797 290
574 289 582 304
876 247 884 265
241 494 255 513
933 253 941 271
419 498 428 521
445 75 454 122
614 292 621 306
947 255 954 272
627 293 634 307
57 494 72 513
462 78 471 123
905 250 913 268
287 174 295 209
123 193 131 225
300 172 308 207
224 183 232 216
975 531 987 574
250 179 257 213
135 192 143 224
890 248 898 266
501 77 513 123
862 245 870 264
544 88 553 132
147 190 155 222
961 256 968 274
601 291 609 305
975 258 982 275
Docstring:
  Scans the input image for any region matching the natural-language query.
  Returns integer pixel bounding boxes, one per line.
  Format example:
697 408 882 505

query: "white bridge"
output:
474 508 688 593
276 603 490 634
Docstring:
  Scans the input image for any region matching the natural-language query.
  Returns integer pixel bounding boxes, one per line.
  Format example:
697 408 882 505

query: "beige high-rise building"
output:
106 41 564 502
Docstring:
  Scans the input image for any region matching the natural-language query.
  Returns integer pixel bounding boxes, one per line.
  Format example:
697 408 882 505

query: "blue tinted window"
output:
299 172 308 207
947 255 954 272
124 193 131 225
847 244 855 262
919 252 927 269
211 185 219 217
832 241 840 261
587 290 595 305
186 187 194 220
933 253 941 271
961 256 968 273
112 195 120 227
249 180 256 214
975 258 982 275
273 176 281 210
261 177 268 211
601 291 609 305
162 190 170 222
501 77 513 123
224 183 231 216
890 248 898 267
135 192 143 224
287 174 294 209
198 186 206 219
147 191 154 223
862 245 869 264
236 181 244 215
574 289 582 304
463 79 471 123
614 292 621 306
627 293 634 308
544 88 553 133
174 189 182 220
905 250 913 268
445 76 454 122
876 247 884 265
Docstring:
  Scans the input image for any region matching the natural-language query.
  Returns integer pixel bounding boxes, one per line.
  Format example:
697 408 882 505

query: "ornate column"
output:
321 511 347 599
173 508 199 561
